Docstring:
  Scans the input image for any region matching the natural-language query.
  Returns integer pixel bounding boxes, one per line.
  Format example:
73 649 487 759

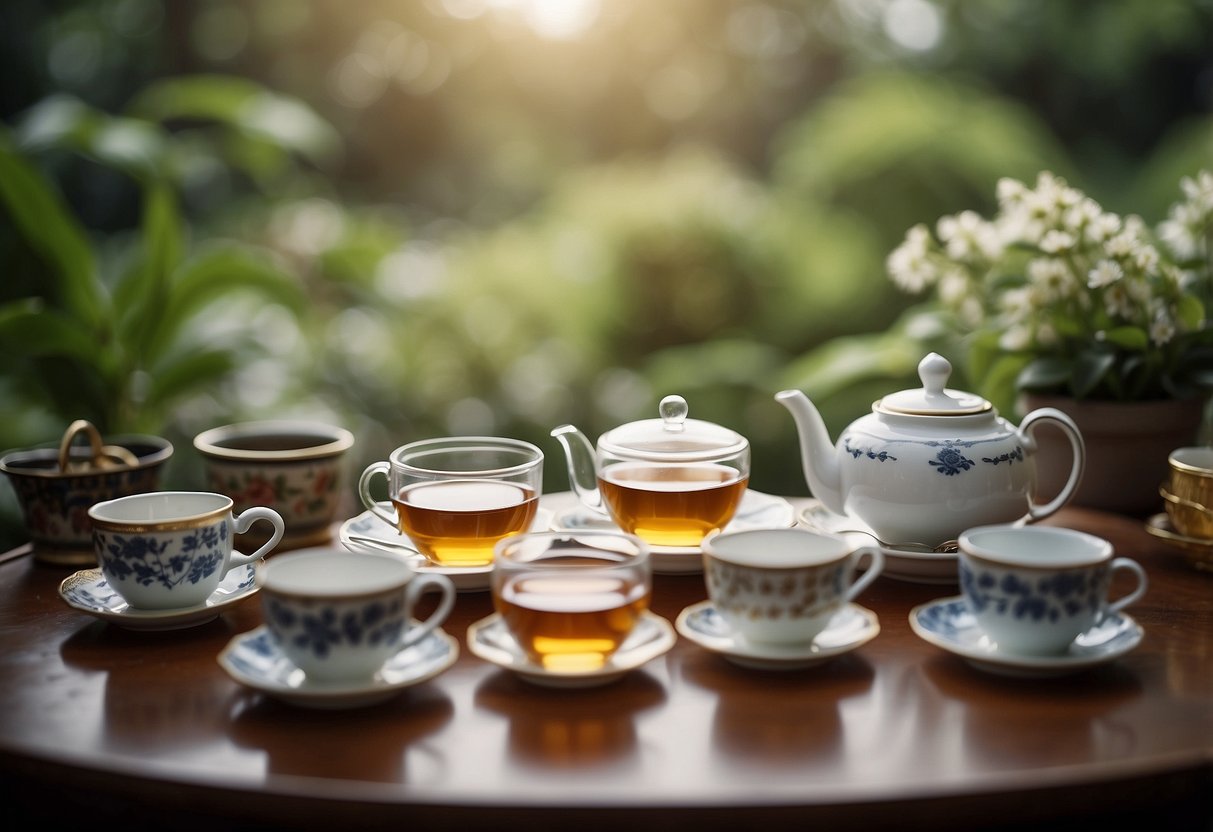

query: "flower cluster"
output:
886 171 1213 401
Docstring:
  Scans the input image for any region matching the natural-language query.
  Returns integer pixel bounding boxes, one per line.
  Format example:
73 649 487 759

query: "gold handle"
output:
56 420 139 473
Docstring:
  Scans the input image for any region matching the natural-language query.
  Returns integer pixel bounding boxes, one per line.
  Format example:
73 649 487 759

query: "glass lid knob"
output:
659 395 688 433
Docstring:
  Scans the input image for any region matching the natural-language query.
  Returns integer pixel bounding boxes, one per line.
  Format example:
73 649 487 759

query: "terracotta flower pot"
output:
1020 394 1209 516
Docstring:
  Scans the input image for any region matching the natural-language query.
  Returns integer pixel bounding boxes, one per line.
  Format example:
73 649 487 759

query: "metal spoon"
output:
346 535 423 557
834 529 958 554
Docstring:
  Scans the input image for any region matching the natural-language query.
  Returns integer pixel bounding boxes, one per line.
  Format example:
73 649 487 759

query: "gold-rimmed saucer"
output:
1145 513 1213 572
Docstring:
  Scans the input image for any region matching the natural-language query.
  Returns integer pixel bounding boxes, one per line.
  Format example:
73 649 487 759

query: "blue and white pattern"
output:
843 434 1024 477
959 560 1108 624
94 522 228 590
264 596 406 662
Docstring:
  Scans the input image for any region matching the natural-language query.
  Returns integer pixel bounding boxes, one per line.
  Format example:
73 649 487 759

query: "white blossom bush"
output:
886 171 1213 400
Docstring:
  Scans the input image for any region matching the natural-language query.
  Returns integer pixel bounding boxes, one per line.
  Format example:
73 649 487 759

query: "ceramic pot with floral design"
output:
193 420 354 552
1 423 173 565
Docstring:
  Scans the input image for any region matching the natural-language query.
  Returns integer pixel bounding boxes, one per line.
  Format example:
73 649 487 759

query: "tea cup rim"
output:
0 433 173 478
1168 446 1213 478
88 490 233 532
703 527 855 570
390 435 544 477
958 524 1112 569
260 548 415 599
193 420 354 462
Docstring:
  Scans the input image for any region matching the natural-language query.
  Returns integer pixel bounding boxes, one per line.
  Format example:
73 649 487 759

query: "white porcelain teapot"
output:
775 353 1085 546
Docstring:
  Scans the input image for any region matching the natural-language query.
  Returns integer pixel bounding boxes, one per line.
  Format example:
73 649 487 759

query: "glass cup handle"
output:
358 461 399 529
400 573 456 648
227 507 285 571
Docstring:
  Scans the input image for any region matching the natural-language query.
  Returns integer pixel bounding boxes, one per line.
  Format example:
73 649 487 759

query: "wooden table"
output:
1 495 1210 831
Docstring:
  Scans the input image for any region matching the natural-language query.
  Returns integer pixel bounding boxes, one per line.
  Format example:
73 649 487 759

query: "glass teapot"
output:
550 395 751 547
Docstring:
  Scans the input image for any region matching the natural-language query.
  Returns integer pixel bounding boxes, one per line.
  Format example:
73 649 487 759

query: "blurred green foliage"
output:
1 0 1212 550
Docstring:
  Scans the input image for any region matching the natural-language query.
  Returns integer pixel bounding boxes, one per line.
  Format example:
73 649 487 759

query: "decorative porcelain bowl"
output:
1 428 173 565
193 420 355 552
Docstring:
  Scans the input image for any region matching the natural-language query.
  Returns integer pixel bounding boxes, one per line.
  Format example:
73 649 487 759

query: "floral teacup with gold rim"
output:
89 491 284 610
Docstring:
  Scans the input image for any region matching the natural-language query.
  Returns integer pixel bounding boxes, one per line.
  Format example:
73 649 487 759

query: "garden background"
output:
2 0 1212 550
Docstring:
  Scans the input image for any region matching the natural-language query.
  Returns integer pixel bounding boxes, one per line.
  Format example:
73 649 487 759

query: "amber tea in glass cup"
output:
492 530 651 672
598 462 748 547
358 436 543 568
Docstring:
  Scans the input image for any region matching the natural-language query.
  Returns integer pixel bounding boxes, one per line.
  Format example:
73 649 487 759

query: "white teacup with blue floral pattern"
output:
90 491 285 610
260 548 456 682
957 525 1147 656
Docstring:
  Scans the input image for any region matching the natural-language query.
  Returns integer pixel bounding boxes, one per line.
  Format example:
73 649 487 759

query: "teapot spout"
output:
550 424 603 512
774 389 845 516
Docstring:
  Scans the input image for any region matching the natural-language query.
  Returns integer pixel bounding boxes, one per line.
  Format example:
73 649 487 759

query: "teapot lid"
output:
599 395 749 461
877 353 991 416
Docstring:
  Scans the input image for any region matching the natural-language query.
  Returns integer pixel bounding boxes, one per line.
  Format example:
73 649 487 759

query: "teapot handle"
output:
1019 407 1086 522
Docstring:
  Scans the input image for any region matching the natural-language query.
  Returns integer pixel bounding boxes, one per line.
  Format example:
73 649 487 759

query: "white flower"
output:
886 225 937 292
937 269 971 305
1039 230 1076 254
1135 244 1160 274
999 325 1032 351
1063 198 1102 232
1028 257 1079 301
1085 212 1121 243
1180 170 1213 212
997 177 1027 206
1087 259 1123 289
1151 311 1177 346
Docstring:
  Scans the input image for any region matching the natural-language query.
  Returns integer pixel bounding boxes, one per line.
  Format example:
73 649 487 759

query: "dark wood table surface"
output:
1 494 1210 831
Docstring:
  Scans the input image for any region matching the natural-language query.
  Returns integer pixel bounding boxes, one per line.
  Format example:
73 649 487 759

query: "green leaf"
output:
114 182 185 352
143 244 302 360
0 130 103 326
17 96 167 182
127 75 340 167
1015 357 1072 392
0 299 103 366
145 346 240 410
1100 326 1149 351
1070 350 1118 398
1177 294 1206 331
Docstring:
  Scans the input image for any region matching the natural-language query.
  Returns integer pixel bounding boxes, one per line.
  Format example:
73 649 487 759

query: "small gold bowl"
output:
1160 485 1213 539
1166 447 1213 538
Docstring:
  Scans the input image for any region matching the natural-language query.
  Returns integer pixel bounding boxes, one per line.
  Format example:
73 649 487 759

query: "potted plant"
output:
884 170 1213 514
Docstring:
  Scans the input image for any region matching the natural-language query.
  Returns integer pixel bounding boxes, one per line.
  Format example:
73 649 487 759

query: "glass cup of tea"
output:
358 436 544 568
492 530 651 672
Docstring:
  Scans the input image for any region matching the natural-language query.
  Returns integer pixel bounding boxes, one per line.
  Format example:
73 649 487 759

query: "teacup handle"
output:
400 573 456 648
845 546 885 602
1102 557 1148 620
358 461 400 529
1019 407 1086 523
228 507 285 569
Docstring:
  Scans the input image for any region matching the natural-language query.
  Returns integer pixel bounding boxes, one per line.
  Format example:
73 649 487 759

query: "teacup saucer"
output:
797 500 957 584
1144 513 1213 573
549 490 796 575
466 611 676 688
675 600 880 671
909 596 1144 678
218 624 459 709
58 562 259 631
338 505 554 592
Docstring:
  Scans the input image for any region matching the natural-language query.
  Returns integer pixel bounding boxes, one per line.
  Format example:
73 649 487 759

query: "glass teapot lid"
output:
598 395 749 461
877 353 991 416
